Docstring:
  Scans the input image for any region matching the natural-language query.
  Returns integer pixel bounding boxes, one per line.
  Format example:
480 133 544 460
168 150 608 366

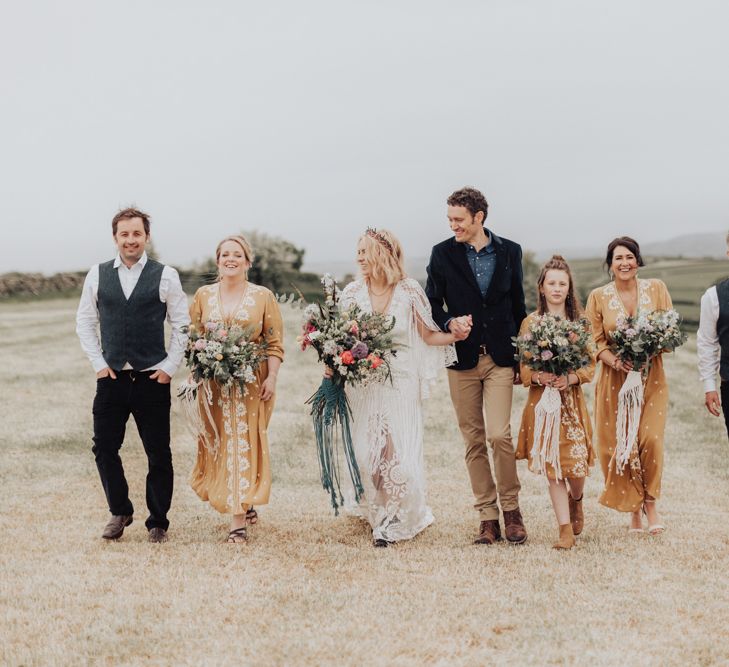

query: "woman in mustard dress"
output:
516 256 595 549
585 236 672 535
188 235 284 543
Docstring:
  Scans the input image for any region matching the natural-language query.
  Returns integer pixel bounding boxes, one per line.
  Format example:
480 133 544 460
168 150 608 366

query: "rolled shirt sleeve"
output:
75 265 109 373
697 286 720 393
157 267 190 377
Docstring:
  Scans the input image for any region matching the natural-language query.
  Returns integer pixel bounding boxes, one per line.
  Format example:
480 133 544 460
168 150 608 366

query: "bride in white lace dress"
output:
337 229 466 547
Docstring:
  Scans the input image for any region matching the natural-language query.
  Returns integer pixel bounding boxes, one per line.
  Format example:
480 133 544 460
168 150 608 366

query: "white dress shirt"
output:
76 252 190 375
697 285 721 392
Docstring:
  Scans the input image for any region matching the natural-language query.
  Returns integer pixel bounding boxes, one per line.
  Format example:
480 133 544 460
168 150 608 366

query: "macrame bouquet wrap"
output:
299 274 398 513
610 309 686 473
513 314 593 479
177 320 269 459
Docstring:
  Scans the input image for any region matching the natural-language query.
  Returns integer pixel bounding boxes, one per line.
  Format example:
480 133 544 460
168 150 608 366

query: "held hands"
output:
705 390 721 417
448 315 473 340
535 371 576 391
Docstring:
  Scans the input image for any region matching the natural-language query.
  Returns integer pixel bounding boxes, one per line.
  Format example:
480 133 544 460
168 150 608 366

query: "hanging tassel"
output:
614 370 644 474
530 386 563 479
177 379 222 460
306 377 364 514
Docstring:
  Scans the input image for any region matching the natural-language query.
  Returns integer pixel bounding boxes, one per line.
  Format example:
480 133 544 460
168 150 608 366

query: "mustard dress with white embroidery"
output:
188 283 284 514
515 312 595 480
585 278 672 512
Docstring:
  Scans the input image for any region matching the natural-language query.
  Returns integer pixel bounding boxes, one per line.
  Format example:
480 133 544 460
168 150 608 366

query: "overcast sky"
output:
2 1 728 273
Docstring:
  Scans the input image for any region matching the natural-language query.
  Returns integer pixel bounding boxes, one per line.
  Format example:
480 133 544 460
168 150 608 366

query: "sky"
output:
2 1 728 273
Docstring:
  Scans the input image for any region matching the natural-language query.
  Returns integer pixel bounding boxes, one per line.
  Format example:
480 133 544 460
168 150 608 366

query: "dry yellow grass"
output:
2 298 729 666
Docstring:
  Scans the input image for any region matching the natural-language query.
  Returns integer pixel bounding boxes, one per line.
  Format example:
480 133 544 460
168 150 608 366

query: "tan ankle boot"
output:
568 495 584 536
552 523 575 550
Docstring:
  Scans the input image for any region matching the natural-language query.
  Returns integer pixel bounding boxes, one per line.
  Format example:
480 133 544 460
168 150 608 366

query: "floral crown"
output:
365 227 394 254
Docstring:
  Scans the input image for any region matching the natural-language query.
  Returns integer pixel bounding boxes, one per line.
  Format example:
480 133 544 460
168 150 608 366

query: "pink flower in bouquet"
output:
625 328 637 337
367 353 383 369
194 339 207 351
567 331 578 343
340 350 355 365
205 321 218 332
306 323 317 334
348 321 359 335
540 350 554 361
219 329 228 339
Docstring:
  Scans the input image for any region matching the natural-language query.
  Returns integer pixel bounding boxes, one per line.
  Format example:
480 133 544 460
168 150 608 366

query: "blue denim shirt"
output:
465 236 496 298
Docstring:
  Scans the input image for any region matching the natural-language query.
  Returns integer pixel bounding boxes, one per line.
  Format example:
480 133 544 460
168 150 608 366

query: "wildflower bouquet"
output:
181 320 269 395
610 309 686 474
512 314 593 478
177 321 268 460
300 274 398 513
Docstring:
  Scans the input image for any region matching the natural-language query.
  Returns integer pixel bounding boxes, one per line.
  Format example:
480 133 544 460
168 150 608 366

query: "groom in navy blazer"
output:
426 187 527 545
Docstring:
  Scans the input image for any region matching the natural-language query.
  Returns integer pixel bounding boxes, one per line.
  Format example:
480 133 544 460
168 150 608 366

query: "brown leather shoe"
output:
568 494 584 536
474 519 502 545
553 523 575 550
148 527 168 543
102 515 133 540
503 508 527 544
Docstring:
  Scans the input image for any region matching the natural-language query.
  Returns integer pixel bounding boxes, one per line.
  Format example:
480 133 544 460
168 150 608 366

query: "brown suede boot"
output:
568 494 584 536
552 523 575 550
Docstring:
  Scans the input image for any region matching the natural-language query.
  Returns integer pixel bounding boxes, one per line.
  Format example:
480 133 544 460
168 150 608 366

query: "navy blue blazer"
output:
425 230 527 370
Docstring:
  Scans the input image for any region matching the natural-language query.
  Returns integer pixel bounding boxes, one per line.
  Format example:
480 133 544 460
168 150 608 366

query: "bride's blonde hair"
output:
358 228 406 286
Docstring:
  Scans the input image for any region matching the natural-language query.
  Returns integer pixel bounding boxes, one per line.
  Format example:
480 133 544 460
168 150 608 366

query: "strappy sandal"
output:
226 526 248 543
642 500 665 536
245 508 258 525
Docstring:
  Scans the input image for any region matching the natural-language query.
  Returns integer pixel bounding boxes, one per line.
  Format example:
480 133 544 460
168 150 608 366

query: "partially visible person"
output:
337 228 464 547
697 231 729 437
585 237 672 536
426 186 528 545
188 235 284 543
76 207 190 543
516 256 595 550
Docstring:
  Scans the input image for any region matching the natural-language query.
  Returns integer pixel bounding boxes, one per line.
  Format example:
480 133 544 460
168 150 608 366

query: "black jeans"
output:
722 382 729 439
92 370 173 530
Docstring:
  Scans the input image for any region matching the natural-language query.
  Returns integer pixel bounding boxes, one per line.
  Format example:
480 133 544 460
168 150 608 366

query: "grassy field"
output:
2 298 729 666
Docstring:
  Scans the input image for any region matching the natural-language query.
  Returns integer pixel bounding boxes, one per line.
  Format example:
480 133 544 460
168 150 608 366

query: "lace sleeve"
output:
339 280 362 312
401 278 457 397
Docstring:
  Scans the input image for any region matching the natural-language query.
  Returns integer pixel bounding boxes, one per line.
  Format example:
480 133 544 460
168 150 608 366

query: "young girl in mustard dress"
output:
188 235 284 543
516 255 595 549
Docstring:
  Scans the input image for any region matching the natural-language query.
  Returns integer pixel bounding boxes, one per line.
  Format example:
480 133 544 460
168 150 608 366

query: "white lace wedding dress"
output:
340 278 457 542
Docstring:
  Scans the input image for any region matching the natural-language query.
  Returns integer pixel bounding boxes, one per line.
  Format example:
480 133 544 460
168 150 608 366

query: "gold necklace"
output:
367 281 391 297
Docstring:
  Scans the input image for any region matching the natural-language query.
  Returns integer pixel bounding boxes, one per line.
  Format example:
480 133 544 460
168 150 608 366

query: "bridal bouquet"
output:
513 314 593 478
299 274 398 512
610 309 686 473
177 321 268 459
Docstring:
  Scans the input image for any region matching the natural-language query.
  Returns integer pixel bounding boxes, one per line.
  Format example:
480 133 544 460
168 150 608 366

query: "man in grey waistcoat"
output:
76 207 189 542
697 230 729 438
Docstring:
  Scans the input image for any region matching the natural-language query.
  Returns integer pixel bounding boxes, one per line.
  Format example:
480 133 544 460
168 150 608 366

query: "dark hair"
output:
536 255 581 321
605 236 644 273
447 187 489 221
112 207 151 236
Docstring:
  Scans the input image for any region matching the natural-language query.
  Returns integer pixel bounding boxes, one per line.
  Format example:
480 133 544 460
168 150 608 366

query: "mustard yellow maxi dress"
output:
515 312 595 480
188 282 284 514
585 278 672 512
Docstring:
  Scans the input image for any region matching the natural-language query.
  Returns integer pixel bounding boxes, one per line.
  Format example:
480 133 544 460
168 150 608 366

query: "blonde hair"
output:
215 235 254 281
358 228 406 286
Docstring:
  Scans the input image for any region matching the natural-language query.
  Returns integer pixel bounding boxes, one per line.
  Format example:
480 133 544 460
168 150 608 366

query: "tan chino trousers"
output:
448 354 521 520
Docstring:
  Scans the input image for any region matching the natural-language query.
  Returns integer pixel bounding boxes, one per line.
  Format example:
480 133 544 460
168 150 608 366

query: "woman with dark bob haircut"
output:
585 236 673 535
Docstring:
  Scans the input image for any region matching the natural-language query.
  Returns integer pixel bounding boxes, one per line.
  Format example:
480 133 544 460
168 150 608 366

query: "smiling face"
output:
540 269 570 308
356 238 371 279
114 217 148 265
217 240 250 280
448 205 485 245
610 245 639 282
